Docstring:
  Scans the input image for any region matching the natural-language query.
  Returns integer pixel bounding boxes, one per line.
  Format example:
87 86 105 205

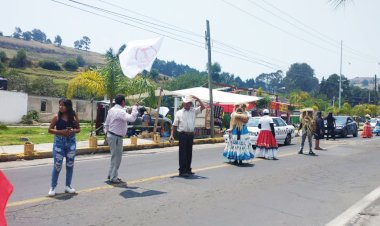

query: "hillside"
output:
0 36 105 66
350 76 376 90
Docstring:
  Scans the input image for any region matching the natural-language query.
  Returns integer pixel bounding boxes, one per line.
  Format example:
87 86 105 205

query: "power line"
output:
258 0 380 62
94 0 288 68
52 0 285 72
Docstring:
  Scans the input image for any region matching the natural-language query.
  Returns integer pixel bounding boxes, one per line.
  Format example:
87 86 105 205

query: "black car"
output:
325 116 358 138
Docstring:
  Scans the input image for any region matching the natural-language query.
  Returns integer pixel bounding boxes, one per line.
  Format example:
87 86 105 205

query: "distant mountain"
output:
350 76 376 89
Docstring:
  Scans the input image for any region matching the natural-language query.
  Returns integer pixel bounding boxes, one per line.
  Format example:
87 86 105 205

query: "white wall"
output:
0 90 28 123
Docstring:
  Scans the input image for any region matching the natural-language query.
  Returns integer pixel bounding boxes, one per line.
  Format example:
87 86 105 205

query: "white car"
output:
247 117 295 146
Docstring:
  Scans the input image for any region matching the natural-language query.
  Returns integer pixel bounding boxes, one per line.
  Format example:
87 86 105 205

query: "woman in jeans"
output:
48 99 80 196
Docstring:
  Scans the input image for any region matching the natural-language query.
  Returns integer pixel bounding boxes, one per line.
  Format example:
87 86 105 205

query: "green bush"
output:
9 49 28 68
0 124 8 130
21 110 39 124
0 51 6 63
76 55 86 67
39 60 61 71
63 59 78 71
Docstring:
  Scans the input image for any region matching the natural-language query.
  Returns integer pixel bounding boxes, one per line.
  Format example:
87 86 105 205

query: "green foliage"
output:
22 31 32 41
76 55 86 67
319 74 350 101
100 48 124 103
165 72 207 91
54 35 62 47
21 110 39 124
9 49 28 68
0 124 8 130
0 31 3 36
255 70 283 92
4 70 30 92
39 60 61 71
152 59 199 77
256 95 271 109
30 76 57 96
81 36 91 51
0 62 5 73
63 59 79 71
12 27 22 39
31 28 47 43
283 63 319 93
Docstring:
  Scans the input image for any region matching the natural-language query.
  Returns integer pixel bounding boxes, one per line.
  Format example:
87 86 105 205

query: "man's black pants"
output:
326 126 335 140
178 132 194 173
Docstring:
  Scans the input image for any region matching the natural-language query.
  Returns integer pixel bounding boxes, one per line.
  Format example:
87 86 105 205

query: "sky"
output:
1 0 379 81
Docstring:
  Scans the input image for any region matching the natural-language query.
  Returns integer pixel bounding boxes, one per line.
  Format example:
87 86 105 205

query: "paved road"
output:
2 136 380 226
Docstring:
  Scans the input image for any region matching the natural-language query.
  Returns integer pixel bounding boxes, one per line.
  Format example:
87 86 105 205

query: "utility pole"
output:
375 74 377 105
206 20 214 138
339 40 343 109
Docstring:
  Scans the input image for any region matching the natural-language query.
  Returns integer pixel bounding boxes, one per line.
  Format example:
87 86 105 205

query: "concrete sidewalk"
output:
0 137 158 155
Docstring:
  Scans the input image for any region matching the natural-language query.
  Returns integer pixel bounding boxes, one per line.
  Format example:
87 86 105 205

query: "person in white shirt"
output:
104 94 139 184
255 109 279 160
170 95 205 177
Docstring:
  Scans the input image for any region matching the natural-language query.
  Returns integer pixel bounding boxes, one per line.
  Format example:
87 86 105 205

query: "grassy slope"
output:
0 36 106 83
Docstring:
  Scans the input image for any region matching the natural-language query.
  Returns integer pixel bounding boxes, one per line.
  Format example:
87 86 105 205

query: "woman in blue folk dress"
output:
223 104 254 165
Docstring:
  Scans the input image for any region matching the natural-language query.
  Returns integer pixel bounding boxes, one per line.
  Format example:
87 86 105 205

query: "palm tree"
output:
67 70 105 136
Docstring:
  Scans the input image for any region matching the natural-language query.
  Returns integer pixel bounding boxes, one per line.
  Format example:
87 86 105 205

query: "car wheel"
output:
284 133 292 145
341 129 348 138
353 127 358 137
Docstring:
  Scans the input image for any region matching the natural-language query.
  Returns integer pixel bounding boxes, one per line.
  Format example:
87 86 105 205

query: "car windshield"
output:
370 118 377 123
247 118 260 127
335 116 348 125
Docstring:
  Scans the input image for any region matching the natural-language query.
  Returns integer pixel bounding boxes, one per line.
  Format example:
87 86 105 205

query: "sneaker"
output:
48 187 56 196
65 186 76 194
298 150 303 154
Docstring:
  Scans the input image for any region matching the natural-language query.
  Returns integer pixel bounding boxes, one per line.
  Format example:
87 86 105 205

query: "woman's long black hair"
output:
58 98 77 128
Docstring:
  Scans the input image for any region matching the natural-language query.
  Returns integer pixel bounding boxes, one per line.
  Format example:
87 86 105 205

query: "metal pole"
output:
375 74 377 105
339 40 343 109
206 20 214 138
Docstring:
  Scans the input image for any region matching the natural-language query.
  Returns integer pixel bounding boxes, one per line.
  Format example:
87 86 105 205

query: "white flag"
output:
119 37 163 78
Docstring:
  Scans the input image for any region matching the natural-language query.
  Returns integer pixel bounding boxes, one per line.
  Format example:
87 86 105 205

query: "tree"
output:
21 31 32 41
283 63 319 93
81 36 91 51
211 62 221 82
319 74 350 101
74 40 82 49
0 51 7 63
45 38 52 44
63 59 79 71
165 72 207 91
39 60 61 71
255 70 283 92
0 31 3 36
54 35 62 47
12 27 22 39
76 55 86 67
30 77 57 96
31 29 47 43
9 49 28 68
4 70 30 92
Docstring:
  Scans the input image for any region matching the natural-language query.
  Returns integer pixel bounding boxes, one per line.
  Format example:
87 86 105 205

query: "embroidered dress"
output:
255 116 278 159
223 125 254 161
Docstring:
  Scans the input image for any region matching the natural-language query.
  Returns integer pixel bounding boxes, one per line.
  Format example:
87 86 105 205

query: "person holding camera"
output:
48 98 80 196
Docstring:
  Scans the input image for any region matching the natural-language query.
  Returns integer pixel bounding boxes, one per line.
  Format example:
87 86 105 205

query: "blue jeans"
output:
51 135 76 188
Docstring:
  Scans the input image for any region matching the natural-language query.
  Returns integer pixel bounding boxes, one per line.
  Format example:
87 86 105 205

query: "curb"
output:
0 137 224 162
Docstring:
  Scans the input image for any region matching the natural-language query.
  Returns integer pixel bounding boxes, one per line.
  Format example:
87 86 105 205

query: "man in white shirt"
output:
170 95 205 177
104 94 139 184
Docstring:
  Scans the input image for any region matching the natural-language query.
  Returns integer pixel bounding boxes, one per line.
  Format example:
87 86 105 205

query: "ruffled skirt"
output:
255 130 278 159
223 133 254 161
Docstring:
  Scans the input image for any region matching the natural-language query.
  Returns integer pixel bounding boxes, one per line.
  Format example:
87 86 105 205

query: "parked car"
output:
230 116 295 147
369 118 378 130
325 116 358 138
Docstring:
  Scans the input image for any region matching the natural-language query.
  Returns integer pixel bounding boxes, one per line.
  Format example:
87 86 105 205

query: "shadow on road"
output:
49 193 78 200
120 187 166 199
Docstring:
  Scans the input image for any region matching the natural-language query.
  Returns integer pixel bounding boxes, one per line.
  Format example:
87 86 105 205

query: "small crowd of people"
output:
46 95 378 196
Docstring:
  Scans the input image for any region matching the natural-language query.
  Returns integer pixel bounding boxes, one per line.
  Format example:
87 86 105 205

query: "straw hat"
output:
182 95 193 103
